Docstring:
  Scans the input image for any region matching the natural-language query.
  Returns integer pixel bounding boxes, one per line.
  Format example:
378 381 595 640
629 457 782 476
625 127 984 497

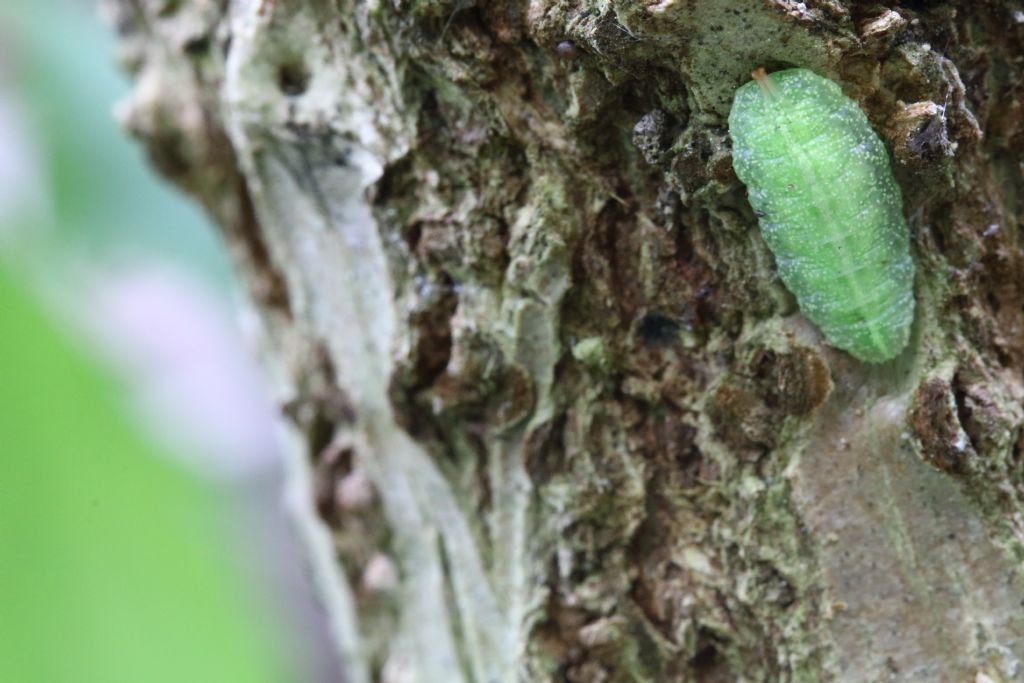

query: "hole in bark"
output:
951 376 972 435
277 60 310 96
182 35 210 56
638 312 680 347
690 630 733 682
439 2 483 41
897 0 935 12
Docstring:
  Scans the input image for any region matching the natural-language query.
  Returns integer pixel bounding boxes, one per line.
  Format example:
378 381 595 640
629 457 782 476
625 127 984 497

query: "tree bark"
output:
112 0 1024 680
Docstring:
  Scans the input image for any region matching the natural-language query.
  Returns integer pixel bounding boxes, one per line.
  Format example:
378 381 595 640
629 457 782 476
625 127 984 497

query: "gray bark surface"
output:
113 0 1024 680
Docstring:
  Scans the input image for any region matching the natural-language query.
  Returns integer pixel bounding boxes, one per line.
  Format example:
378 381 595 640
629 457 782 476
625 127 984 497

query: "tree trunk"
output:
112 0 1024 680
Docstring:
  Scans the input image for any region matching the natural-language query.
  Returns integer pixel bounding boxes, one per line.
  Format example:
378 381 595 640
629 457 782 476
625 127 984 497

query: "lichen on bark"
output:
113 0 1024 680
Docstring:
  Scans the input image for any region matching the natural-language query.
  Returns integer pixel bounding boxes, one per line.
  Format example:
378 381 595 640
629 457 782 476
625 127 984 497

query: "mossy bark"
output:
113 0 1024 680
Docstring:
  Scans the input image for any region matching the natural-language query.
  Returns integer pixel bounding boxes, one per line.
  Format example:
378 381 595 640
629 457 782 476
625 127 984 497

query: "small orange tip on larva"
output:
751 67 778 99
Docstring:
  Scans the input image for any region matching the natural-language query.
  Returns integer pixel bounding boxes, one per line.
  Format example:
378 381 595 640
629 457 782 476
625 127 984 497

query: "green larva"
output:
728 68 915 363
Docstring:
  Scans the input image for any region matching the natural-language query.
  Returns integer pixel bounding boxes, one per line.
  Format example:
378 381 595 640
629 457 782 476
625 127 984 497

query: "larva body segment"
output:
728 68 915 363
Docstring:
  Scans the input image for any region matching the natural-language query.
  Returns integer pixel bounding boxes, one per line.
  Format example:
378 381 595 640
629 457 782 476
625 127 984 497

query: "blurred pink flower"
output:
82 261 280 479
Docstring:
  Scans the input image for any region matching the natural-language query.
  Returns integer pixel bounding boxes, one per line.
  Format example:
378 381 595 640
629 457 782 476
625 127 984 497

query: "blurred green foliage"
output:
0 1 299 681
0 266 288 683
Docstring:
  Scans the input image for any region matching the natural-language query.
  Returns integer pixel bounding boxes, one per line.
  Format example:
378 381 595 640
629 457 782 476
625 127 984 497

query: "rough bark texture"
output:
112 0 1024 681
